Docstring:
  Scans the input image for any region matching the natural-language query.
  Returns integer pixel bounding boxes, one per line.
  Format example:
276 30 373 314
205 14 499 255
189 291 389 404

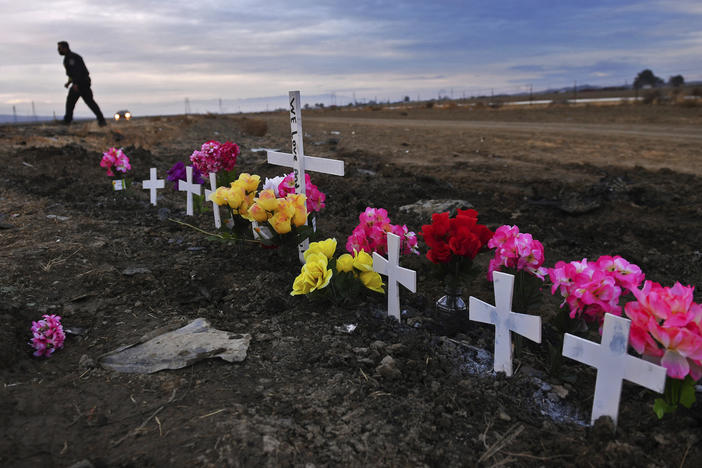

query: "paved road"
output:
306 116 702 142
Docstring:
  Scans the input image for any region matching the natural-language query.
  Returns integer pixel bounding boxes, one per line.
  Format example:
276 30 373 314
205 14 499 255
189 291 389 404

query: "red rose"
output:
427 242 452 263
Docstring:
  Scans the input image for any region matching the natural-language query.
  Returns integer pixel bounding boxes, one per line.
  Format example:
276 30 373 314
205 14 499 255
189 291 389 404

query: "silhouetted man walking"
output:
57 41 107 126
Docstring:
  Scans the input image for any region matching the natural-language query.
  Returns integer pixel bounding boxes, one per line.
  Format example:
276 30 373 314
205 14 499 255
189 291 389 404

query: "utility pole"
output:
32 101 37 121
184 97 191 115
529 84 533 104
13 105 17 123
573 80 577 102
218 98 223 113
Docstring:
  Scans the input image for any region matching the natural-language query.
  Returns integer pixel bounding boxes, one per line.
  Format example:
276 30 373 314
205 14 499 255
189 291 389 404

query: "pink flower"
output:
346 207 418 256
625 281 702 380
278 173 326 213
487 225 547 281
189 140 239 177
29 314 66 357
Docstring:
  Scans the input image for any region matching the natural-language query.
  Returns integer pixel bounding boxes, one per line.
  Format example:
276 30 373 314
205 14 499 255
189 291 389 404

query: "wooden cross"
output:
372 232 417 321
563 313 667 426
142 168 165 206
178 165 202 216
204 172 221 228
267 90 344 261
469 271 542 376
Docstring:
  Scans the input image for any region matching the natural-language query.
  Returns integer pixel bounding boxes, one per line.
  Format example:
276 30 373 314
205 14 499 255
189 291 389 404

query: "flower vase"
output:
435 283 469 335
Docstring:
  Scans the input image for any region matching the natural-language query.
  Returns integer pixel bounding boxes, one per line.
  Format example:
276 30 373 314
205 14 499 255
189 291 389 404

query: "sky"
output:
2 0 701 118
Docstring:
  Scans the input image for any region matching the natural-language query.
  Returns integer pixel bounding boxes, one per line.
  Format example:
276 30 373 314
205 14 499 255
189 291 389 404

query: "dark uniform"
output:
63 50 106 125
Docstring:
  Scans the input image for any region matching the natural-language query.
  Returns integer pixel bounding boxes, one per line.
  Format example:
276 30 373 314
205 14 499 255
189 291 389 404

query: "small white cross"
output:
372 232 416 321
142 168 165 206
469 271 542 377
203 172 221 228
267 91 345 261
563 313 666 426
178 165 202 216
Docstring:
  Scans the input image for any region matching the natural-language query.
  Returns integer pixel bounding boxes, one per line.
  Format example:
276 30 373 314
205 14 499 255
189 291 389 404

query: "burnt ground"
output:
1 105 701 467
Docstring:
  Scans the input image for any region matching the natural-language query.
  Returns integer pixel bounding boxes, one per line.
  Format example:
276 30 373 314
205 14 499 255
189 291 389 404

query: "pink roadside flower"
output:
29 314 66 357
487 225 547 281
625 280 702 380
345 207 418 256
547 255 643 324
278 173 326 213
189 140 239 177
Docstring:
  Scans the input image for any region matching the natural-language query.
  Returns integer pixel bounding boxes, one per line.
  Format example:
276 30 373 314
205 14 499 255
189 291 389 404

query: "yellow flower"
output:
237 173 261 193
353 249 374 272
360 271 385 293
291 252 332 295
208 186 229 206
223 185 247 210
247 203 269 222
335 253 354 272
305 238 337 261
269 198 296 234
287 193 308 227
255 189 278 212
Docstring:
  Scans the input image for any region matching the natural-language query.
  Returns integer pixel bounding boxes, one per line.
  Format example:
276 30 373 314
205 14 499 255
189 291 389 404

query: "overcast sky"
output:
2 0 701 117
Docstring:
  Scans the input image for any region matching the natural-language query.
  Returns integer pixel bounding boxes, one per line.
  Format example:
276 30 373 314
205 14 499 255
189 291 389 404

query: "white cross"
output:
203 172 221 229
178 165 202 216
142 167 165 206
372 232 416 321
563 313 666 426
267 90 344 261
469 271 542 377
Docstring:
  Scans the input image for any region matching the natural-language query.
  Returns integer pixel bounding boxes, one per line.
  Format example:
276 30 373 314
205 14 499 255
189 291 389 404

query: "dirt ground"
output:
1 102 701 467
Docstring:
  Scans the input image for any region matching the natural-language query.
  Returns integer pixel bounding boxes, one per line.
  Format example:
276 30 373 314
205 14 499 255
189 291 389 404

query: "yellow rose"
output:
360 271 384 293
208 186 229 206
287 193 308 227
353 249 374 272
290 253 332 295
237 173 261 193
305 238 337 261
335 253 354 272
247 203 269 222
223 185 246 210
269 198 296 234
256 189 278 212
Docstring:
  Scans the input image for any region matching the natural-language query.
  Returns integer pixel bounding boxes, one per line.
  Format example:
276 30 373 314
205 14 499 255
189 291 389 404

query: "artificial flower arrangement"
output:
205 172 315 250
624 281 702 418
100 147 131 190
487 225 548 313
421 209 493 309
291 238 385 302
30 314 65 357
346 207 419 256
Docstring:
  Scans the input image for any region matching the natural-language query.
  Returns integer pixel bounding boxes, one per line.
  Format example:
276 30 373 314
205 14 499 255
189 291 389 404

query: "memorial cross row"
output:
142 168 165 206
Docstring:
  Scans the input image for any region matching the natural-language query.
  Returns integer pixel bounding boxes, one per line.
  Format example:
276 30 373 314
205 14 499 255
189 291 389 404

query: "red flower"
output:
421 210 493 264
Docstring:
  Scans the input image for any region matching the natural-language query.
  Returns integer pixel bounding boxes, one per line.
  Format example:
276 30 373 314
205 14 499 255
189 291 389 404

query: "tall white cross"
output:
178 165 202 216
142 168 165 206
203 172 221 229
267 90 345 261
563 313 666 426
372 232 417 321
469 271 542 377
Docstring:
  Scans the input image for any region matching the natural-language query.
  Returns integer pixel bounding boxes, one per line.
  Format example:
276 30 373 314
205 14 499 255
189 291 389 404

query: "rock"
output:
157 207 171 221
552 384 569 399
592 415 616 438
67 460 94 468
399 199 474 221
122 267 151 276
78 354 95 371
356 168 377 177
370 340 386 352
498 410 512 421
262 435 280 453
386 343 406 355
99 318 251 373
376 355 401 379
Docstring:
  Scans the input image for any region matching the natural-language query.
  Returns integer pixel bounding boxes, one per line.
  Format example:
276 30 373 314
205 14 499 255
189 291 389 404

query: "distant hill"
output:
0 115 55 124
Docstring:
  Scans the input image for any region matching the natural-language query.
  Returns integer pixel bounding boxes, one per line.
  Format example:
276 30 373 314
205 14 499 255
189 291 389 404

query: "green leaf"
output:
680 377 696 409
653 398 669 419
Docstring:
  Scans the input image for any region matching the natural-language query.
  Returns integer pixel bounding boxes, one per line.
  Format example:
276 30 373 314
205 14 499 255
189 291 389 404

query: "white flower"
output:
262 175 285 195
